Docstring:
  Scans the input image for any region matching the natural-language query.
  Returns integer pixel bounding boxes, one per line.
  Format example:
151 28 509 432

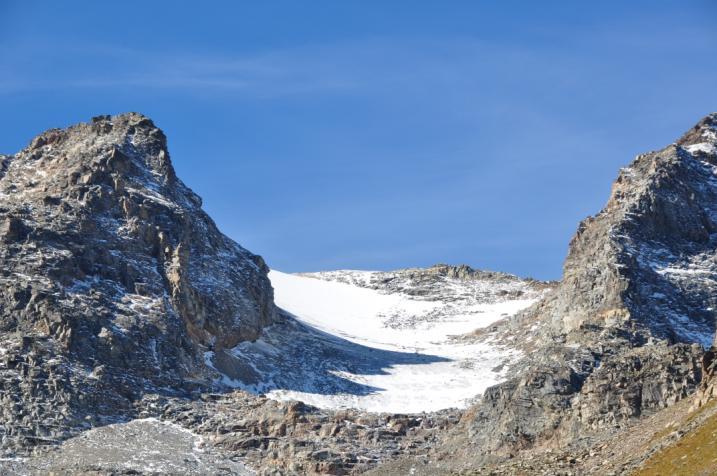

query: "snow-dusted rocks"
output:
5 112 717 475
444 113 717 468
539 112 717 345
0 113 275 455
208 267 550 413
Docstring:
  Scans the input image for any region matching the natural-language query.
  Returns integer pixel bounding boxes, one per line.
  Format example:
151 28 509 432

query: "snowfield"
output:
211 268 547 413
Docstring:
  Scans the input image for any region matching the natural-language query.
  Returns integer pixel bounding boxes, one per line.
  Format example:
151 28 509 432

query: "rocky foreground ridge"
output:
1 113 717 475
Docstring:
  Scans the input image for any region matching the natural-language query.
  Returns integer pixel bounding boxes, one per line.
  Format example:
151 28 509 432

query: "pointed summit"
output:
537 113 717 345
677 112 717 157
464 113 717 460
21 112 177 186
0 114 276 453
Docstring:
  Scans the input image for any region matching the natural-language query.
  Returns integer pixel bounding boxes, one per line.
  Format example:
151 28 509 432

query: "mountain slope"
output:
208 266 550 413
373 113 717 474
3 113 717 475
542 113 717 345
0 113 276 456
470 113 717 449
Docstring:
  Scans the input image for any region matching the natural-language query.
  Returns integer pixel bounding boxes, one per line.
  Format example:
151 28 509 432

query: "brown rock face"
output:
0 113 276 453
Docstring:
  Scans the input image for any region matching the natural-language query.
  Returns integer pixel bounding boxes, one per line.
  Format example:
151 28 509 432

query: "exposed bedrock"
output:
461 113 717 461
0 113 276 454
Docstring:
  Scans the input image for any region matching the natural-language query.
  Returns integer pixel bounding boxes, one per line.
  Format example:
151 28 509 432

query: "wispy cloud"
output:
0 41 379 96
0 36 586 97
2 16 715 101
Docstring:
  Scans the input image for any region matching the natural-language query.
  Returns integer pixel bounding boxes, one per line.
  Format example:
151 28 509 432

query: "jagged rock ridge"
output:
465 114 717 459
374 113 717 475
544 113 717 345
0 113 275 454
3 112 717 475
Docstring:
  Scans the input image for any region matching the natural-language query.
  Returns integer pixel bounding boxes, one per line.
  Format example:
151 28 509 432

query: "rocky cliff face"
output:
370 114 717 475
4 112 717 475
0 113 275 454
544 113 717 344
457 113 717 463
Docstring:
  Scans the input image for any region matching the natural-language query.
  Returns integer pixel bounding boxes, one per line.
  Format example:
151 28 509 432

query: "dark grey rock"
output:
4 112 717 475
455 113 717 464
0 113 276 456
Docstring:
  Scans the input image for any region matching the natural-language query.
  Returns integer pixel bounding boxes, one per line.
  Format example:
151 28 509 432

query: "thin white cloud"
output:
0 36 553 96
1 23 715 103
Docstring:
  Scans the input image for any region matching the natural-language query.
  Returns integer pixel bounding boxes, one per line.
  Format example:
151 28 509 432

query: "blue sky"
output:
1 1 716 279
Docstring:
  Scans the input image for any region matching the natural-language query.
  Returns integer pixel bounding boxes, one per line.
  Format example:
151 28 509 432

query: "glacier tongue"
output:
212 267 549 413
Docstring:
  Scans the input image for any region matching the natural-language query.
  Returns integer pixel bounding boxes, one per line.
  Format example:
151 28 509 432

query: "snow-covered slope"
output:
209 266 550 413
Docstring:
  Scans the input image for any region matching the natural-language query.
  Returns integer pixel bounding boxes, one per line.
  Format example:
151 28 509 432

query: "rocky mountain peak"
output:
20 113 176 183
459 114 717 463
0 113 276 454
2 112 276 349
676 112 717 158
535 114 717 347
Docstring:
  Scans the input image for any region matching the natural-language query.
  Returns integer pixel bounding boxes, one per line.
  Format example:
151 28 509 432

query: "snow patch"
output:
686 142 717 155
209 270 542 413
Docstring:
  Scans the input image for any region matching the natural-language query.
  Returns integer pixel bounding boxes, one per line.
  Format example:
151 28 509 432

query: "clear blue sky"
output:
1 1 716 280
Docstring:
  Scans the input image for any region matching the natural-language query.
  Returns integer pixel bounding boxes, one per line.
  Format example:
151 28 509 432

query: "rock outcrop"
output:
4 112 717 475
0 113 276 454
370 114 717 475
458 113 717 463
692 346 717 409
301 264 552 303
544 113 717 343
